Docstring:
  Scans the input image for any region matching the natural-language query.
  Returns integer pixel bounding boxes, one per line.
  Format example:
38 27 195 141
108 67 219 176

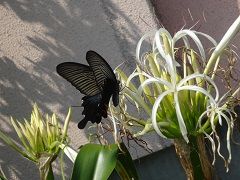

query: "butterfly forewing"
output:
56 62 101 96
86 51 117 88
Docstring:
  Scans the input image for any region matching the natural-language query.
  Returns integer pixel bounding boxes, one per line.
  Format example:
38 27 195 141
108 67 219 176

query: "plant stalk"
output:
38 154 56 180
174 135 214 180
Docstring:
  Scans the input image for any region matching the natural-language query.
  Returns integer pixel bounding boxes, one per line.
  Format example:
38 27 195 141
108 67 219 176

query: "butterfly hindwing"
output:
56 62 101 96
78 94 102 129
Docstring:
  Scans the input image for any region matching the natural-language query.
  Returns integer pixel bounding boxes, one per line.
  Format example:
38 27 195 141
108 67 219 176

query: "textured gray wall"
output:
1 0 240 179
0 0 171 179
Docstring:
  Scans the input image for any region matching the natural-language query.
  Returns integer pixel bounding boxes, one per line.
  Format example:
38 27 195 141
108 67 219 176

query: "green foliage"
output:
115 143 139 180
0 168 7 180
0 104 72 180
70 143 138 180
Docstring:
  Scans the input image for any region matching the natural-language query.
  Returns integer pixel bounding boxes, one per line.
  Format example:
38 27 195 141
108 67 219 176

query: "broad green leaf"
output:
71 144 118 180
115 143 139 180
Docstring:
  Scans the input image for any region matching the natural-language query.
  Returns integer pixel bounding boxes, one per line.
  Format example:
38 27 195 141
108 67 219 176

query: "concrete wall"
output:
1 0 240 179
0 0 170 179
151 0 240 42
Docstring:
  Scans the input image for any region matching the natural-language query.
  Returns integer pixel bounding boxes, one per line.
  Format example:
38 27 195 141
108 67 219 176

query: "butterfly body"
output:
56 51 119 129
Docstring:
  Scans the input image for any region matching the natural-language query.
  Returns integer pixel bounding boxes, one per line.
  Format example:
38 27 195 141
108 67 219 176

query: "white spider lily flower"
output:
112 16 240 172
136 27 222 142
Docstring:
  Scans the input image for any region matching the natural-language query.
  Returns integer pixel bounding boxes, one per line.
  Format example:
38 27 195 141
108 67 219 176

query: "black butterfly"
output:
56 50 120 129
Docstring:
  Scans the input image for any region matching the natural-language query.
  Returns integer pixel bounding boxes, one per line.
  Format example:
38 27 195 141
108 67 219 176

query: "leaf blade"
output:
71 144 118 180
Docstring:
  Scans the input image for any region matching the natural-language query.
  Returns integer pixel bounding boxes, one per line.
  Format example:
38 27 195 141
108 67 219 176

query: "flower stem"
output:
38 154 56 180
174 135 214 180
39 164 54 180
204 15 240 75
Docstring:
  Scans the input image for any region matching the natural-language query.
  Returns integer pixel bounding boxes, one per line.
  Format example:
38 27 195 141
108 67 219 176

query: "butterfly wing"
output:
78 93 102 129
56 51 119 129
86 50 117 87
56 62 101 96
86 51 119 106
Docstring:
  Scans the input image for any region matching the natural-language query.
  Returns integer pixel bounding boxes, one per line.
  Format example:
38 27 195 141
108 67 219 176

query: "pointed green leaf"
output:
11 118 30 152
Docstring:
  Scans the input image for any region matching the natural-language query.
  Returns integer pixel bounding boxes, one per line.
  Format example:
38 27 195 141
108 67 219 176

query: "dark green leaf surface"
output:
115 143 139 180
46 164 54 180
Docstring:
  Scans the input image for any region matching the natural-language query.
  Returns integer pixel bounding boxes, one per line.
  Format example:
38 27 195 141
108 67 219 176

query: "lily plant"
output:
0 104 72 180
111 16 240 179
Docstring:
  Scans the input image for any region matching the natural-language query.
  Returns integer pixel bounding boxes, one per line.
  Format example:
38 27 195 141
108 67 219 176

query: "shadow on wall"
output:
0 0 143 117
0 0 145 179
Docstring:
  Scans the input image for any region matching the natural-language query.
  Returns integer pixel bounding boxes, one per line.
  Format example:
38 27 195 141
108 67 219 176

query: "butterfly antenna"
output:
71 105 82 108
